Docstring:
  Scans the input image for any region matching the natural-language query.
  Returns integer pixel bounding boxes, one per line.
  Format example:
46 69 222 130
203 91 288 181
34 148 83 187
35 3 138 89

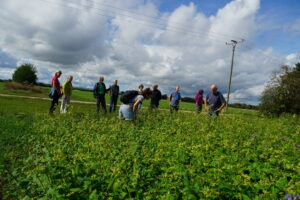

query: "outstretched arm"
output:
204 99 209 111
216 94 226 112
216 103 226 112
133 100 142 113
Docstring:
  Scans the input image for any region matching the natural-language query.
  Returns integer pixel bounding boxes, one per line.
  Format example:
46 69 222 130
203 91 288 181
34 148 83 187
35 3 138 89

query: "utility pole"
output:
225 39 244 110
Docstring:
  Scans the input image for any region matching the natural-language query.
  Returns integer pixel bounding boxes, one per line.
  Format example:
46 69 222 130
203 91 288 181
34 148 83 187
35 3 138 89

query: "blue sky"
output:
157 0 229 15
256 0 300 54
157 0 300 54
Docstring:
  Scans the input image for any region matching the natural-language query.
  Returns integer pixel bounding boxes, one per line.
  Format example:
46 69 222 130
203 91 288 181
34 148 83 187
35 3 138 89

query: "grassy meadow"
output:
0 82 258 115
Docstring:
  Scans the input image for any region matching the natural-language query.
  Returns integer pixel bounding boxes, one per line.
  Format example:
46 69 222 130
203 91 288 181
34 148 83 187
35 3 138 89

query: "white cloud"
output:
286 53 300 66
0 0 298 104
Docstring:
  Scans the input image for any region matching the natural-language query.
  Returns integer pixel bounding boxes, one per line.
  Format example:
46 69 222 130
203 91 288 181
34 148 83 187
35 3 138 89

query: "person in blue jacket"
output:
169 86 181 113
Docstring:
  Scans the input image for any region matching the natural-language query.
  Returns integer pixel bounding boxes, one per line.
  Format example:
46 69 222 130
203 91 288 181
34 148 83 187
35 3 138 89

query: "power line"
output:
17 0 287 69
68 0 248 41
37 0 240 44
26 0 287 66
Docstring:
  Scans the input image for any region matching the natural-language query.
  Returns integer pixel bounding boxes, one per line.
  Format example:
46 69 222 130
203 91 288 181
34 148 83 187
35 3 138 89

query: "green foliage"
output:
0 97 299 199
181 97 195 103
12 63 38 84
260 63 300 116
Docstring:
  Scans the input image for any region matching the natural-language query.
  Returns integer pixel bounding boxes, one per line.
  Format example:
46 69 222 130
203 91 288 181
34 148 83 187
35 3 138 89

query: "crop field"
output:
0 95 299 199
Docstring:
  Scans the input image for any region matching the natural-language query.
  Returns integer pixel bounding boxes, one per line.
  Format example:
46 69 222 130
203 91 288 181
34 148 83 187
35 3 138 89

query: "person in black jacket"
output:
93 76 109 113
150 84 162 109
108 80 120 112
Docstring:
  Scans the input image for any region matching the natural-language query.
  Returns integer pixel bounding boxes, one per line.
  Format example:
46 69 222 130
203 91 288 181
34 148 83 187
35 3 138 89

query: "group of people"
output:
49 71 227 120
166 84 226 116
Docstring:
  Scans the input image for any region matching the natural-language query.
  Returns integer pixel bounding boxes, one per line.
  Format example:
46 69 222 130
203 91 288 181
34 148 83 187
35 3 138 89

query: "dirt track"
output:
0 93 198 113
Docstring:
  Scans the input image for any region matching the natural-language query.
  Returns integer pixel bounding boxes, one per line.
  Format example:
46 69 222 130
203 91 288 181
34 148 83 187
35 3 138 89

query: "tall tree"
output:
260 63 300 115
12 63 38 85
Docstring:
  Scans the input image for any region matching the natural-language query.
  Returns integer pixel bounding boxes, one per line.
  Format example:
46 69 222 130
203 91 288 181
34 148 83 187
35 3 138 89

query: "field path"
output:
0 93 95 104
0 93 196 113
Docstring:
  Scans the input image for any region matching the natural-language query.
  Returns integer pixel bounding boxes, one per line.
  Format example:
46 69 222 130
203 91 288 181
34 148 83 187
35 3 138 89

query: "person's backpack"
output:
120 90 139 104
48 88 55 99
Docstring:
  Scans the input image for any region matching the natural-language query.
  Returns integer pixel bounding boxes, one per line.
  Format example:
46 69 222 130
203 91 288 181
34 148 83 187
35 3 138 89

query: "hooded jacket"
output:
195 89 204 106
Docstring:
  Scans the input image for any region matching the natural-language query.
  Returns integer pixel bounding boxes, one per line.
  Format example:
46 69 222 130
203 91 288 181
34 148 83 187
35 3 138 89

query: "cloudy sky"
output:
0 0 299 104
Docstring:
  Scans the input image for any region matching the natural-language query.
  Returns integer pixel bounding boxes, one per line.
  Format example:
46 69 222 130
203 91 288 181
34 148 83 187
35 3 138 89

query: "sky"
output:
0 0 299 105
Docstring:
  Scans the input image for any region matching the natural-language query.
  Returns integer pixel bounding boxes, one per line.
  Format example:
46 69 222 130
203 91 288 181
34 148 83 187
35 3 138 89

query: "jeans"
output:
170 105 179 113
61 96 70 113
49 90 60 114
119 104 135 120
96 95 107 113
109 95 118 112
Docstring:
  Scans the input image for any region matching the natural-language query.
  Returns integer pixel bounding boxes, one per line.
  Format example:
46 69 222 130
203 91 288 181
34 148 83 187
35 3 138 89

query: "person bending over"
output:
119 88 152 121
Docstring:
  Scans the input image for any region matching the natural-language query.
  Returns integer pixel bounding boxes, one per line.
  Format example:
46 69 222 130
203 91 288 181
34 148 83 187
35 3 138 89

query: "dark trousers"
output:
109 95 118 112
208 110 219 119
196 105 202 114
150 103 159 110
170 105 179 113
49 92 60 114
96 95 107 113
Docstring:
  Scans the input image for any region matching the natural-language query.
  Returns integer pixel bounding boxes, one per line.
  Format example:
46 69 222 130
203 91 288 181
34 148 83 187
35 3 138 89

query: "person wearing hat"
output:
49 71 62 114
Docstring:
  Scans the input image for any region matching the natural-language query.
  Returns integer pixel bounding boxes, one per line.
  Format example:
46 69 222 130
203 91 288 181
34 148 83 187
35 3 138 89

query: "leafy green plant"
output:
0 98 299 199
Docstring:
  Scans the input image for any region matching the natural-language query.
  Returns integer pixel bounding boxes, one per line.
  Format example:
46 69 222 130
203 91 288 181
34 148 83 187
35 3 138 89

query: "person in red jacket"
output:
49 71 62 114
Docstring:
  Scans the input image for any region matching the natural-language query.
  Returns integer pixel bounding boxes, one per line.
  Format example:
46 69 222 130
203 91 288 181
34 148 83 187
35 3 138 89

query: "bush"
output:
260 63 300 116
230 103 258 110
181 97 195 103
5 82 43 93
161 94 168 100
12 63 37 85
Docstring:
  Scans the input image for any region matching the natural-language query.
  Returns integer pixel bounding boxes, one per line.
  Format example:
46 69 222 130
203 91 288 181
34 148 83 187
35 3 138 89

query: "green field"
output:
0 82 258 115
0 95 299 199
